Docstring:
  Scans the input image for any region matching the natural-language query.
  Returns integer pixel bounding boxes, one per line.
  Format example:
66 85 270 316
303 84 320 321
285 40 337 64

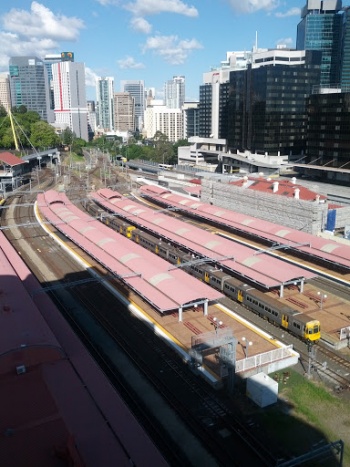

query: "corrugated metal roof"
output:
139 184 350 270
38 191 223 312
93 189 315 288
0 151 27 167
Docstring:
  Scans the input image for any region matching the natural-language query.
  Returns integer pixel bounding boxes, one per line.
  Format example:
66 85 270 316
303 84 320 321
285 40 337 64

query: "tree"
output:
152 131 174 164
61 127 75 146
0 105 7 118
30 121 60 149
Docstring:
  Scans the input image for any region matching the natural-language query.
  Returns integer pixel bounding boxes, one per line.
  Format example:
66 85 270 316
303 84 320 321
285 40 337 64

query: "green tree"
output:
61 127 75 146
30 121 59 149
0 105 7 117
152 131 174 164
72 137 86 156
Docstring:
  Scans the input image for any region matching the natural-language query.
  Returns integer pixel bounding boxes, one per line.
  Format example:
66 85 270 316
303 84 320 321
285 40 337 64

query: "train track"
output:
1 176 280 465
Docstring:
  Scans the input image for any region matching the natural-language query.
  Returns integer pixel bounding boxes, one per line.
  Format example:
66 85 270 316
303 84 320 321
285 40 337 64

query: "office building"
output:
297 0 343 87
96 77 114 131
9 56 49 121
164 76 185 109
43 52 74 123
227 50 321 156
306 89 350 168
183 101 199 138
144 102 183 142
0 74 11 112
121 80 145 131
51 61 88 141
113 92 135 132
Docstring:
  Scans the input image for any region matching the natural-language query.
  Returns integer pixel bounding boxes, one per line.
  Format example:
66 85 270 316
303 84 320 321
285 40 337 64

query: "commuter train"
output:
84 200 321 342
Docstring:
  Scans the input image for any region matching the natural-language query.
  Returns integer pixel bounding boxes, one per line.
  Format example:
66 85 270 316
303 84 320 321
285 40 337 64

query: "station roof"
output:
92 188 315 289
0 151 28 167
139 184 350 271
229 177 327 202
38 190 222 313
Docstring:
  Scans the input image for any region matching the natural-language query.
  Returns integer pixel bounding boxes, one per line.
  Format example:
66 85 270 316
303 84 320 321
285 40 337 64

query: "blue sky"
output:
0 1 333 101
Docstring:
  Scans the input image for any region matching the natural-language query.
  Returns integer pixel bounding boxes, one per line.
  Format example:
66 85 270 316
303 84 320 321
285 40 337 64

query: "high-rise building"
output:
164 76 185 109
144 103 183 142
43 52 74 123
96 77 114 131
121 80 145 131
227 50 322 156
113 92 135 132
52 61 88 141
183 102 199 138
0 74 11 112
297 0 343 87
9 56 49 121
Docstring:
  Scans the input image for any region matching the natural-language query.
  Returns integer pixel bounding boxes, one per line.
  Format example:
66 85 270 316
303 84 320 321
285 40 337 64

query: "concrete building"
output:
43 52 74 123
164 76 185 109
144 103 184 142
96 77 114 131
183 101 199 138
113 92 135 132
9 56 49 121
87 100 96 139
0 73 11 112
52 61 88 141
121 80 145 131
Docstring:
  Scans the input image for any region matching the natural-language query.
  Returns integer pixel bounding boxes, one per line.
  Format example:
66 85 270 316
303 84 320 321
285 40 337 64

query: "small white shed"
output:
246 372 278 408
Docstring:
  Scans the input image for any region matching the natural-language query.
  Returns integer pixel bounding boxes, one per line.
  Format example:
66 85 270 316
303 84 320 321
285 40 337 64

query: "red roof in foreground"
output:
0 152 27 167
229 177 327 202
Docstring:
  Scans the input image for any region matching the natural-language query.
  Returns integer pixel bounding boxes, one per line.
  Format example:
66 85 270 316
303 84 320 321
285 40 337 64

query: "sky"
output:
0 1 336 102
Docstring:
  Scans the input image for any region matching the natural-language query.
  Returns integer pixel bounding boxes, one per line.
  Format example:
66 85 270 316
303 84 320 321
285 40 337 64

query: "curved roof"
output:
139 184 350 271
92 188 314 289
38 190 222 312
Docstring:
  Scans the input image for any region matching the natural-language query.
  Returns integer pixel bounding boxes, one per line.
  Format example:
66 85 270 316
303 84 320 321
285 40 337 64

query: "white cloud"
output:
117 56 145 69
85 67 100 87
143 35 202 65
2 2 85 41
0 31 57 69
225 0 279 13
130 17 152 34
124 0 198 17
276 37 294 48
95 0 120 5
275 8 300 18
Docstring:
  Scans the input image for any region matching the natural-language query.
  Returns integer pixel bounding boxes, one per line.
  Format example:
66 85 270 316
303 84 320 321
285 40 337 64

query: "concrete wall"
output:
201 179 328 235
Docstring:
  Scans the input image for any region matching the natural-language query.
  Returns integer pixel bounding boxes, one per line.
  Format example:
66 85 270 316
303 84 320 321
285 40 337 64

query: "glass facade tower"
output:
297 0 343 87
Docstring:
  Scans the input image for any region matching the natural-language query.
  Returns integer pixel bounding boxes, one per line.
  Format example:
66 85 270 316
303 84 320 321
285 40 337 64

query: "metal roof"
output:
92 188 315 289
38 190 223 312
0 151 28 167
139 184 350 270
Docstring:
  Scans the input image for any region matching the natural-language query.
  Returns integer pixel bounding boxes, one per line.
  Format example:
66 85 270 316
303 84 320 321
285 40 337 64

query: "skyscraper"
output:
9 56 49 121
121 80 145 131
52 61 88 141
113 92 135 132
164 76 185 109
43 52 74 123
0 74 11 112
297 0 343 87
96 77 114 131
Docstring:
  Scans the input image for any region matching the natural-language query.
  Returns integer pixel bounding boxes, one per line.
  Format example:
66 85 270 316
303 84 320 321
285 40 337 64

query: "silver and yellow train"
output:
85 200 321 342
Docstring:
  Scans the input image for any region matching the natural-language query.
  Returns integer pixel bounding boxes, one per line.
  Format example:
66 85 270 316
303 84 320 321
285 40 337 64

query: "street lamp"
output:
241 337 253 358
213 316 223 335
317 291 327 309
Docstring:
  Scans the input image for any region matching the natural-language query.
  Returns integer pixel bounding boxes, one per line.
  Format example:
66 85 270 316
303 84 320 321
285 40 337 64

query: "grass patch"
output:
247 369 349 465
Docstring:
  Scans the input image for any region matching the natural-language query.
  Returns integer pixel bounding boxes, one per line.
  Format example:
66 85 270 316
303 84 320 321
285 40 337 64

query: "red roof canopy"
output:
0 152 27 167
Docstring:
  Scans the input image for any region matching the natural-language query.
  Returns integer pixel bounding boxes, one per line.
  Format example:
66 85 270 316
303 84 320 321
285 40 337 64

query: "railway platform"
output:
35 199 300 388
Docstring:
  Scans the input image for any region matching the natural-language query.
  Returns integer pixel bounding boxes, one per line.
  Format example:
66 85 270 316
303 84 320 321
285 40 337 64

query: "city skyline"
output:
0 0 330 102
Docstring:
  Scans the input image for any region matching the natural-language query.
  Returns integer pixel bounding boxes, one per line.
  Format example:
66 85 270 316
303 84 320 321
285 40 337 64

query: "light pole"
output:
317 291 327 309
242 337 253 358
213 316 223 335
